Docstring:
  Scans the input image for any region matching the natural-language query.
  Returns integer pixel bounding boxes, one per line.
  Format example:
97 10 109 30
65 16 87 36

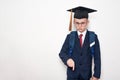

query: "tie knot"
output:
79 34 83 38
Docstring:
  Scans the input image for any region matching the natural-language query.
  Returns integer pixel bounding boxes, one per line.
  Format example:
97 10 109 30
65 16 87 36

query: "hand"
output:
67 58 75 71
92 76 98 80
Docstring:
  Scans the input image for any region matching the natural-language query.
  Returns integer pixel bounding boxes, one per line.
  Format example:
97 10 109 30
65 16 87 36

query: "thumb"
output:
72 62 75 71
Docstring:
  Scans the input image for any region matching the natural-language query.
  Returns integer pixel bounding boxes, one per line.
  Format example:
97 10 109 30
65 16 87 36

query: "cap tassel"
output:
69 10 72 31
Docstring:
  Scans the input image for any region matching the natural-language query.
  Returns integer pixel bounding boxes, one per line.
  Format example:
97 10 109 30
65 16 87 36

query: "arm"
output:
93 35 101 79
59 34 70 65
59 34 75 70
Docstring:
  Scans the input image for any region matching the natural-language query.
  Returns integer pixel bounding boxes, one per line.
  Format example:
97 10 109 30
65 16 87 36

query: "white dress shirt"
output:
77 30 87 45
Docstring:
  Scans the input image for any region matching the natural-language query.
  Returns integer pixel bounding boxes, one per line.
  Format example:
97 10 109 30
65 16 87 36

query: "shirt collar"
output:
77 30 87 37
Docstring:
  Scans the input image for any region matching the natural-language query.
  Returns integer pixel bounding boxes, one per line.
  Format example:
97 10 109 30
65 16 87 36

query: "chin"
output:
78 30 84 32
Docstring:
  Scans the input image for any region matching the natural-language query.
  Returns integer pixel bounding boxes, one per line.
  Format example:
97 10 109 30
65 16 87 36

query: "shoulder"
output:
88 30 100 43
67 31 77 37
88 30 97 37
64 31 77 41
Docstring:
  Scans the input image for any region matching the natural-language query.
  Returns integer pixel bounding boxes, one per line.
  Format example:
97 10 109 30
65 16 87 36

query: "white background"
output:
0 0 120 80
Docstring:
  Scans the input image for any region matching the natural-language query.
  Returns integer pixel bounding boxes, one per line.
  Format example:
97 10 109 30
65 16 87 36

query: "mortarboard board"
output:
67 6 97 31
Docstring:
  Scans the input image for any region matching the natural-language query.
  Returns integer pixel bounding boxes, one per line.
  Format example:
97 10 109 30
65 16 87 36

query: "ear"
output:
73 18 75 24
87 19 89 24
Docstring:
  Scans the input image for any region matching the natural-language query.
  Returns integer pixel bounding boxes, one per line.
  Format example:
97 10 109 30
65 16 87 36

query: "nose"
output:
78 23 82 26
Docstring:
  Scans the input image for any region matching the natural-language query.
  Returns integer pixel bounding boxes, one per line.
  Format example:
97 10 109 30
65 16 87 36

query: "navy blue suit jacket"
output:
59 31 101 79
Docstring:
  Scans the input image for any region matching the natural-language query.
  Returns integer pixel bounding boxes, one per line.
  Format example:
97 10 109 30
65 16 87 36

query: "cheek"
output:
83 24 88 29
75 26 79 29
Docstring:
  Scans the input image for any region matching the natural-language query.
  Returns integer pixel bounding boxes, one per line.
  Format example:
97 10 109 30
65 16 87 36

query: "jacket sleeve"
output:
59 34 71 66
93 34 101 78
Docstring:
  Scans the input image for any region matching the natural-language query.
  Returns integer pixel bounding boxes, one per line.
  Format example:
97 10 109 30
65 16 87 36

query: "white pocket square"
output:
90 41 95 47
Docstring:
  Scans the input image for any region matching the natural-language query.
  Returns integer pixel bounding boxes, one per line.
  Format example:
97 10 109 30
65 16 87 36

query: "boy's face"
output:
74 18 89 33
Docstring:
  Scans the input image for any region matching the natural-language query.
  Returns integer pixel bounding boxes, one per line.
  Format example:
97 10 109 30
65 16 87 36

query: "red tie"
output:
79 34 83 47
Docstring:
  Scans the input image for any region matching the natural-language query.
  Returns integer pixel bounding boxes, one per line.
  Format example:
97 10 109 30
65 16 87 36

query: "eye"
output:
76 22 79 24
81 22 86 24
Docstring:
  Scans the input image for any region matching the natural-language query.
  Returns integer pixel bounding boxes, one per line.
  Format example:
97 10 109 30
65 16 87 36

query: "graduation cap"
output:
67 6 97 31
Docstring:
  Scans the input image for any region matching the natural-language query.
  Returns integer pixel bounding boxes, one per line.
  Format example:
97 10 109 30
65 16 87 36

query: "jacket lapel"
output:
80 31 89 53
74 32 82 53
